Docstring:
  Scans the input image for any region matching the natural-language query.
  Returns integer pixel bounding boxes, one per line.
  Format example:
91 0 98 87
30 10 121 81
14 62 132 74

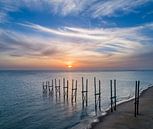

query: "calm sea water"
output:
0 70 153 129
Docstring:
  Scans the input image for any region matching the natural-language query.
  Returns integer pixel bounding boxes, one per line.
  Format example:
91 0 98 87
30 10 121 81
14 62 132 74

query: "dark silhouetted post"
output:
86 79 88 106
94 77 97 112
134 80 140 117
42 81 48 94
82 77 88 108
66 80 69 99
48 80 54 95
110 79 117 112
137 80 140 115
63 78 69 102
110 80 113 112
94 77 101 113
59 79 61 95
75 80 77 102
71 79 77 103
98 80 101 110
134 81 138 117
42 82 45 90
55 79 61 97
114 79 117 111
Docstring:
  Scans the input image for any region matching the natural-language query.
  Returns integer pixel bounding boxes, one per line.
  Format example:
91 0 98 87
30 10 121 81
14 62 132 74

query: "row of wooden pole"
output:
43 78 78 103
42 78 140 116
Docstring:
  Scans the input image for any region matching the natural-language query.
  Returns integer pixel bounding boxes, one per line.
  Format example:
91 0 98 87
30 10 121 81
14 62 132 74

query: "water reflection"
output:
80 107 88 120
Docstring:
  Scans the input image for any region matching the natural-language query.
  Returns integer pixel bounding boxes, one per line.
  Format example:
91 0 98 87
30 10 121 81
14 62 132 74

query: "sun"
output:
68 65 72 68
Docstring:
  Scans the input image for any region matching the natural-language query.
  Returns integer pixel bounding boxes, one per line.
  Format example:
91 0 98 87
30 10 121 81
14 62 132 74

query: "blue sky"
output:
0 0 153 70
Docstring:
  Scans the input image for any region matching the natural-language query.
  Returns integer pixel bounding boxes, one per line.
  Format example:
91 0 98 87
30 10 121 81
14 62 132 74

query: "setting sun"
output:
68 65 72 68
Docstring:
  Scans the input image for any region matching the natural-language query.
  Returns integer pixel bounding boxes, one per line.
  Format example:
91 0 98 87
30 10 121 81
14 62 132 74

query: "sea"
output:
0 70 153 129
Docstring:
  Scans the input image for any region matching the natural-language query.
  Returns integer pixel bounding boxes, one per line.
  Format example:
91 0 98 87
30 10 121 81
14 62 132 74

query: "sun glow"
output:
68 65 72 68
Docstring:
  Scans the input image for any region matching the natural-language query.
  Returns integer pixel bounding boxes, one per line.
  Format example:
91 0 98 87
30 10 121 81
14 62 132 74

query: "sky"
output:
0 0 153 70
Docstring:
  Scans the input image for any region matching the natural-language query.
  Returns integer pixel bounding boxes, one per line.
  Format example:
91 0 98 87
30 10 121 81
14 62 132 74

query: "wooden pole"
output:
71 79 74 102
81 77 88 108
48 81 50 92
63 78 67 100
86 79 88 106
67 80 69 100
48 79 54 95
82 77 84 107
134 81 137 117
71 79 77 103
137 80 140 115
63 78 65 92
94 77 97 112
110 80 113 112
99 80 101 111
114 79 116 111
75 80 77 102
52 79 54 93
46 81 48 90
59 79 61 95
42 82 44 90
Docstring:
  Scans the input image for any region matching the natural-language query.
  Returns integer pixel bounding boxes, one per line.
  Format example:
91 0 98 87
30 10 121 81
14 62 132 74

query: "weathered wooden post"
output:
75 80 77 102
46 81 48 90
52 79 54 93
71 79 74 103
86 79 88 106
63 78 65 96
114 79 117 111
98 80 101 110
48 80 54 95
110 80 113 112
55 79 61 97
42 81 48 94
94 77 101 113
110 79 117 112
63 78 69 101
66 80 69 99
59 79 61 95
71 79 77 103
42 82 45 90
137 80 140 115
82 77 84 107
134 80 140 117
47 81 50 91
134 81 137 117
82 77 88 108
94 77 97 112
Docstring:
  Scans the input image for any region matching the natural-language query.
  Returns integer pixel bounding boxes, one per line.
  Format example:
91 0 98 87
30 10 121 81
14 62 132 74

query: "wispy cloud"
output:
0 0 152 22
0 0 18 23
44 0 152 17
19 22 153 50
0 21 153 69
50 0 90 16
88 0 151 18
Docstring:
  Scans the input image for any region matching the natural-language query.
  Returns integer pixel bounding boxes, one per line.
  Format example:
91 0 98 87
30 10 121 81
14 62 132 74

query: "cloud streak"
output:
0 21 153 69
88 0 151 18
19 22 153 51
0 0 152 23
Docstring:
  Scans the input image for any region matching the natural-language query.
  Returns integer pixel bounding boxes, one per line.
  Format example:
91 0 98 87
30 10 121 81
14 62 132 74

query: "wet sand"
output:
91 86 153 129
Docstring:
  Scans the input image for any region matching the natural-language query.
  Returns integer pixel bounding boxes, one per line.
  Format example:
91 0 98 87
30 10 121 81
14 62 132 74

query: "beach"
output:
91 86 153 129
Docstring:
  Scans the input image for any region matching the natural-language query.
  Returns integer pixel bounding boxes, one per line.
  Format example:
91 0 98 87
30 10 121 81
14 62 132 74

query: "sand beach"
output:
91 86 153 129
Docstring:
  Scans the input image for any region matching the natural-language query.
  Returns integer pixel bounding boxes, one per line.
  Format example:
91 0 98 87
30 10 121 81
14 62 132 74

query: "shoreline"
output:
90 85 153 129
